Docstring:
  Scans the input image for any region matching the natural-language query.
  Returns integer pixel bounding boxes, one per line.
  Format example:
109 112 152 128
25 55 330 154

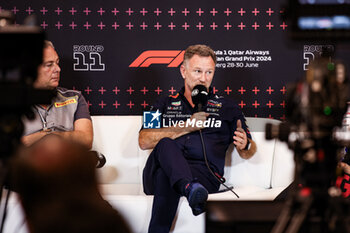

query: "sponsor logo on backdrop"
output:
143 110 221 129
214 49 271 69
73 45 105 71
131 49 272 69
303 45 334 70
130 50 184 67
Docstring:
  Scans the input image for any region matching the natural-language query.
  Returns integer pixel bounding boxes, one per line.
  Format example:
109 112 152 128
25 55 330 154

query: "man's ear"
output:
180 64 186 80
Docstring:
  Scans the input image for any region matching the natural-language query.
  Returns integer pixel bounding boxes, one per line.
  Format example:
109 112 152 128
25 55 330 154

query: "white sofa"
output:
4 116 295 233
94 116 295 233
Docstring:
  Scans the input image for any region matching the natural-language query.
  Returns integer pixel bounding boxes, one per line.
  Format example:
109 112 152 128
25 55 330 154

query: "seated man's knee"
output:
157 137 175 147
152 138 179 158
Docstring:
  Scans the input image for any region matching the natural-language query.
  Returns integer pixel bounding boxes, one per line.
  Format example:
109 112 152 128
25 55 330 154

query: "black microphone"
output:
191 85 208 112
90 151 106 168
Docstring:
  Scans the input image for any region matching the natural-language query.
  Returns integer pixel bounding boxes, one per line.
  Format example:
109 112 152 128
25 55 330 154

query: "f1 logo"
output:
130 50 185 67
143 110 162 129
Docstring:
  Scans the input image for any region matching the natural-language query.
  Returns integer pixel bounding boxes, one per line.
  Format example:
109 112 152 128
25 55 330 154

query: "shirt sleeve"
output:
237 110 252 140
225 101 252 144
74 92 91 121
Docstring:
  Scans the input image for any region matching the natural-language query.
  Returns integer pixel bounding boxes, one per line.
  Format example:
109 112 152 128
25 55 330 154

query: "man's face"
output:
34 46 61 89
180 54 215 92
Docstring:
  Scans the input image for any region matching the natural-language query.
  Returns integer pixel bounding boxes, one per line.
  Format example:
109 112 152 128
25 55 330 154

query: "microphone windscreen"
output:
191 85 208 112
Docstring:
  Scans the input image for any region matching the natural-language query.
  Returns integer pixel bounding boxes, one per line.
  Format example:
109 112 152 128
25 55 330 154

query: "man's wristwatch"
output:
243 139 251 150
42 128 52 134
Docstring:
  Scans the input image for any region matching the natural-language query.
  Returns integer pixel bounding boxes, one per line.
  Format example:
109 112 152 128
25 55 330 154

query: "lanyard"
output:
35 107 50 132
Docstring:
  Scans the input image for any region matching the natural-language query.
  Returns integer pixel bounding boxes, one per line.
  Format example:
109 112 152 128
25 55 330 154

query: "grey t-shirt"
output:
22 87 91 135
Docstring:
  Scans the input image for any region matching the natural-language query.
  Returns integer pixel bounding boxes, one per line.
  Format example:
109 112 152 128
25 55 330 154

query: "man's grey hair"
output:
183 44 217 65
44 40 55 49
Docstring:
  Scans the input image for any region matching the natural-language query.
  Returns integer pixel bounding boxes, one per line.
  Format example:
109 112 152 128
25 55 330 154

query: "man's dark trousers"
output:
143 137 219 233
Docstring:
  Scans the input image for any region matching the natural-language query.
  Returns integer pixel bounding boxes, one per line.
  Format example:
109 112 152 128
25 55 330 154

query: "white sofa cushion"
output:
271 140 295 187
224 117 294 190
93 116 143 184
224 132 276 189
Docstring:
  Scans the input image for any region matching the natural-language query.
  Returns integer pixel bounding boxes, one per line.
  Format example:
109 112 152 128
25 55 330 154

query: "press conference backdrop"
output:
2 0 350 118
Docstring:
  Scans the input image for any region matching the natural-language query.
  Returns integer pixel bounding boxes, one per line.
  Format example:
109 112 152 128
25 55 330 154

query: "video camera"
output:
0 11 53 161
261 2 350 232
266 56 349 188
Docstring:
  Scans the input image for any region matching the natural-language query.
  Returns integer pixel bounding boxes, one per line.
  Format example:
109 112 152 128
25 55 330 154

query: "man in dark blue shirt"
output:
139 44 257 233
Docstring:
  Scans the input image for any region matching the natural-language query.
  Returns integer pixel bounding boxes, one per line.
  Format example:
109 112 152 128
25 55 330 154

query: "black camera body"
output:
0 12 54 161
266 58 349 191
